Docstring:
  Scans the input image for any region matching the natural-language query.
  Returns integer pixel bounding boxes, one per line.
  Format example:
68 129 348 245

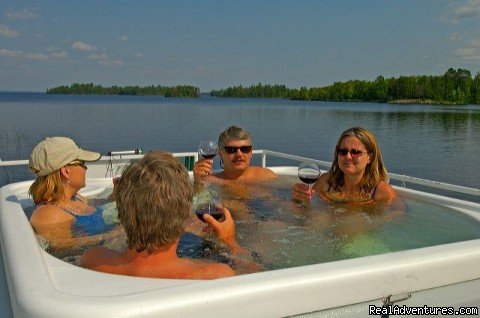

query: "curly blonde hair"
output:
327 127 388 195
115 150 193 254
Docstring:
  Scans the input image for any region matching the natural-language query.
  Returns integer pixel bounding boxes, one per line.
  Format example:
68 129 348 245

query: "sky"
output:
1 0 480 93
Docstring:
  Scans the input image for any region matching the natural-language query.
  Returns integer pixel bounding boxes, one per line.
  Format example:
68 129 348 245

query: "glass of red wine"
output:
194 199 224 223
198 140 218 160
298 162 321 189
198 140 217 186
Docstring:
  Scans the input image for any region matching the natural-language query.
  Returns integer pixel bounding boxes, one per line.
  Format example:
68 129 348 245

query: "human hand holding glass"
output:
294 162 320 203
197 140 217 186
194 198 224 223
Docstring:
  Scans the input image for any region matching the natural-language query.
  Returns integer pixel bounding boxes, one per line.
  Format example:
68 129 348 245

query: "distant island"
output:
46 83 200 98
46 68 480 105
210 68 479 105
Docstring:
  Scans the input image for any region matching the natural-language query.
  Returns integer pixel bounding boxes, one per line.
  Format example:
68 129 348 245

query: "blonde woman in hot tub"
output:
28 137 123 250
292 127 401 206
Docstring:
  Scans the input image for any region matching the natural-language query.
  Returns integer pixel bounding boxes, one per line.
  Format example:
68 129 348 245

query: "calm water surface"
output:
1 92 479 198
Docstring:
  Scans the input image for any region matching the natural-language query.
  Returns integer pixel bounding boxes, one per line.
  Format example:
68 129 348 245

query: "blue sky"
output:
1 0 480 92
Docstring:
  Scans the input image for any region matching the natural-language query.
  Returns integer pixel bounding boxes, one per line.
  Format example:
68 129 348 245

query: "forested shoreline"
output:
46 83 200 98
46 68 480 105
210 68 480 105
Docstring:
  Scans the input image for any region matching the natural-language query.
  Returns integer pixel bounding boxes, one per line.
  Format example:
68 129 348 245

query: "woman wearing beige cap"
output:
28 137 122 250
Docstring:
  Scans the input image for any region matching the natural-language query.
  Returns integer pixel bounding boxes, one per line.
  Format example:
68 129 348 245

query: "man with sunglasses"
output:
194 125 277 187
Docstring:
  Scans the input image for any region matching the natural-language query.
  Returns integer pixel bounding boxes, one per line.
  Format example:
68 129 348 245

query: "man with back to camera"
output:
81 150 258 279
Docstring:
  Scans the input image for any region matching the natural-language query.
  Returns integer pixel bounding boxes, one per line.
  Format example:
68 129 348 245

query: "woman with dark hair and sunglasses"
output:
28 137 122 250
292 127 399 205
193 125 277 187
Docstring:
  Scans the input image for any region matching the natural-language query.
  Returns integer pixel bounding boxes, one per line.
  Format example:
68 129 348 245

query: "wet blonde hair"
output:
115 150 193 254
327 127 388 195
29 170 65 205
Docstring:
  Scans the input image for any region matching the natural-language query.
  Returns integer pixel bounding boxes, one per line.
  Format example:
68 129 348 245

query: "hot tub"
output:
1 152 480 317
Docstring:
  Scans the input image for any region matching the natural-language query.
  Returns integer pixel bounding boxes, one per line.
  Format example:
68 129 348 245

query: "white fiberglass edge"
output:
1 172 480 317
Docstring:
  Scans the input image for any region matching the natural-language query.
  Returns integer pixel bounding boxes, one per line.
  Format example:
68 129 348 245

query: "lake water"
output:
1 92 479 201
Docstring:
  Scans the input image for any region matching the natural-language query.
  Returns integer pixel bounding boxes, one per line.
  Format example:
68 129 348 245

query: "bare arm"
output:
373 181 406 216
292 173 329 202
203 207 262 274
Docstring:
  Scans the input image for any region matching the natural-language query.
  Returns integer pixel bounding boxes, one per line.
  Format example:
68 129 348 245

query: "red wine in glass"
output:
194 203 223 222
201 153 216 160
298 162 321 189
198 140 218 160
299 175 319 184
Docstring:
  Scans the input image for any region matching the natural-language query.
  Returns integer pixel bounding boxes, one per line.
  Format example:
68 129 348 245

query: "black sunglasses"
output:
223 145 253 154
338 148 365 157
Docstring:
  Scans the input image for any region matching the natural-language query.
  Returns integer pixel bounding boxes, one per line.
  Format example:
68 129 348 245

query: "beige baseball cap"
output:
29 137 101 176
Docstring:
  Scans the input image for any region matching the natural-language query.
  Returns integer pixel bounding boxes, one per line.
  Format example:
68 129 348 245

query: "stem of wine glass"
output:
204 177 210 188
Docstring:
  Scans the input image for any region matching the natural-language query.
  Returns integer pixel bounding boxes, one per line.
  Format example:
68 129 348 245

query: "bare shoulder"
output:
249 166 278 180
81 246 118 269
30 204 73 225
373 181 398 203
194 262 235 279
180 258 235 279
313 172 330 192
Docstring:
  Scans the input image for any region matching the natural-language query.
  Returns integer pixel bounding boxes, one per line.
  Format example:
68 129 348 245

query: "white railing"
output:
1 149 479 197
256 150 480 197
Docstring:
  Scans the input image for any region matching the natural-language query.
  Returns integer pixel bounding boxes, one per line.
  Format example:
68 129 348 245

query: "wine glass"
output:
198 140 218 160
198 140 217 187
298 162 321 189
194 198 224 223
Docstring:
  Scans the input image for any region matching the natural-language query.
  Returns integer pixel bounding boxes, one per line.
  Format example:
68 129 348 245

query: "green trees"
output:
210 68 479 105
210 84 290 99
46 84 200 98
46 68 480 104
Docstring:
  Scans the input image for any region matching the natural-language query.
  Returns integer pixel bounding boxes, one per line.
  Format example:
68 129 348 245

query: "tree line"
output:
46 83 200 98
210 68 480 105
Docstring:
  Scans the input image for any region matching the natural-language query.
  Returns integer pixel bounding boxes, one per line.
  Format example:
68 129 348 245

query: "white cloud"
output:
470 38 480 47
0 49 21 57
99 59 124 67
88 53 108 60
0 24 19 38
51 51 68 59
25 52 48 60
0 48 68 60
455 47 480 60
143 66 155 75
5 8 36 21
118 35 129 41
87 52 123 66
134 53 144 58
448 32 463 42
0 48 52 60
72 41 97 51
452 0 480 21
